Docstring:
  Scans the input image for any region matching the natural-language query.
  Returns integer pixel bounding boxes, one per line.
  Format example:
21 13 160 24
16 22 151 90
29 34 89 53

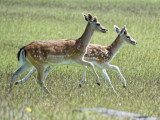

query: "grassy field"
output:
0 0 160 119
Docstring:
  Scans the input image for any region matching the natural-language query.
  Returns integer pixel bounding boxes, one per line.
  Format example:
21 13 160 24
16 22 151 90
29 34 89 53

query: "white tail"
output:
8 13 107 94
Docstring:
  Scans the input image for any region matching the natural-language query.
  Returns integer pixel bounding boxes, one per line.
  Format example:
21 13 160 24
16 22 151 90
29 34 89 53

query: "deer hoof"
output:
97 82 101 86
15 82 18 85
79 84 82 88
123 85 126 88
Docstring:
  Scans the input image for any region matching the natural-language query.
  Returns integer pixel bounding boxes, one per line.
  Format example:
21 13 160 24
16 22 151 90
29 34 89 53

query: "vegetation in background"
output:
0 0 160 119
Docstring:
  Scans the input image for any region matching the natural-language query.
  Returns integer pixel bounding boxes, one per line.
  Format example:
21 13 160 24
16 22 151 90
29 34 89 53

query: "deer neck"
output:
107 35 125 58
77 23 94 51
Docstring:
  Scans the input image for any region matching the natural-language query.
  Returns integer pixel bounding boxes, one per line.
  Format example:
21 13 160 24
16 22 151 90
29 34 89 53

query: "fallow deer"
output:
80 25 137 94
15 25 136 95
8 13 107 94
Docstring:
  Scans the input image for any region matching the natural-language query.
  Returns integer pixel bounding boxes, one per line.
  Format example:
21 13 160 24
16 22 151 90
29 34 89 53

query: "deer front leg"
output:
43 66 54 83
102 69 118 95
36 66 51 94
79 66 87 87
75 59 100 86
106 64 126 88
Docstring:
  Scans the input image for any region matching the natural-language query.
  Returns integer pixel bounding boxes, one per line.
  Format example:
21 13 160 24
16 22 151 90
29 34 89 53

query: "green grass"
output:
0 0 160 119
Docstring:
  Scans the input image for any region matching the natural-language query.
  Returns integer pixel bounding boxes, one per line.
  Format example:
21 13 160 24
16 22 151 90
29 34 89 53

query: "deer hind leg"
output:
106 64 126 88
79 66 87 87
8 63 32 93
102 69 118 95
36 66 51 94
15 67 36 85
15 66 54 85
75 59 100 86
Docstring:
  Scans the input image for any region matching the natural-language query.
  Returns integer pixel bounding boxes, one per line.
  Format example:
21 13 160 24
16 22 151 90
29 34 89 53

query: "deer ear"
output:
114 25 121 34
88 14 93 21
93 16 97 22
124 25 127 31
120 28 125 35
120 25 127 35
82 13 88 21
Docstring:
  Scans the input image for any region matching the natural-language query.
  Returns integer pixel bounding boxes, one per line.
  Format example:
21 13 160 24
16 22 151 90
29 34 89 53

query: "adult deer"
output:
8 13 107 94
15 25 136 95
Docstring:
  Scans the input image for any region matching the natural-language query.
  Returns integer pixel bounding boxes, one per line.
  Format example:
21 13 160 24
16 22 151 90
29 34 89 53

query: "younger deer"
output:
81 25 137 94
8 13 107 94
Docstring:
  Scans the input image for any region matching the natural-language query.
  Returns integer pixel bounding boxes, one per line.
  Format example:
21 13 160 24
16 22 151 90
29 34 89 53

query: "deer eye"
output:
96 23 100 26
126 36 130 39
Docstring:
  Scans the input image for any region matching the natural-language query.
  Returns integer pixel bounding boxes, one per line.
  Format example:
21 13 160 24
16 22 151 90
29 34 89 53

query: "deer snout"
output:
99 25 108 33
100 27 107 33
131 40 137 45
102 28 108 33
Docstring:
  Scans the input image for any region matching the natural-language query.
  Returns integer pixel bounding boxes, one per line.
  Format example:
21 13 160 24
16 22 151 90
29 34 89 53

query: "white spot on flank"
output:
95 52 98 55
39 56 43 60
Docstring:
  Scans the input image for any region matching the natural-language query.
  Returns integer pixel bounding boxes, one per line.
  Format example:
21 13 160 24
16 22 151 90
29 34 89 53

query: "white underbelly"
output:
46 55 77 66
46 55 105 68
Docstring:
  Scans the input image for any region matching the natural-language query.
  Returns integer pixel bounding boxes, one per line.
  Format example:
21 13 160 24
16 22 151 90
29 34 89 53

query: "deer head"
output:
114 25 137 45
82 13 108 33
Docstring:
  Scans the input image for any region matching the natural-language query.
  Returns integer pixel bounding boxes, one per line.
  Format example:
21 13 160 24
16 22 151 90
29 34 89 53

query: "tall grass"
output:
0 0 160 119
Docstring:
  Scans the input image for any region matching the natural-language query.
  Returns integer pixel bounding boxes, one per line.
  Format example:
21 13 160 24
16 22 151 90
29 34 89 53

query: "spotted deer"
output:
14 25 136 95
81 25 137 94
8 13 107 94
